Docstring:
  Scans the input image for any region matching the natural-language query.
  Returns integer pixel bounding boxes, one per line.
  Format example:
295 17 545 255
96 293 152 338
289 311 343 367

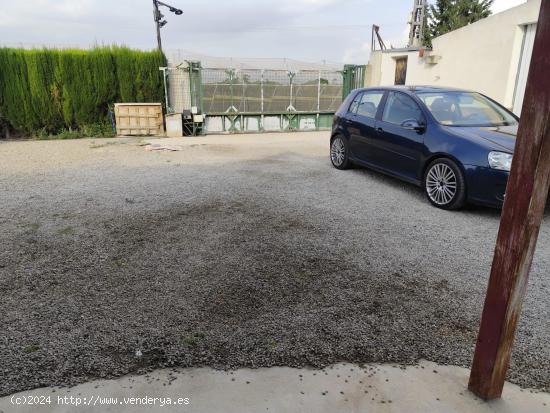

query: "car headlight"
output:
488 151 513 171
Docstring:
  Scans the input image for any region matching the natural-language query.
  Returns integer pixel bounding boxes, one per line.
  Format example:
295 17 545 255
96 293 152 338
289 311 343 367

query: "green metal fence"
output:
342 64 366 98
162 62 365 134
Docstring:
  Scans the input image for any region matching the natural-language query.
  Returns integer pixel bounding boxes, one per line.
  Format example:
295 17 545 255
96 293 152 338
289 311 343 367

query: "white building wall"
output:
365 0 540 110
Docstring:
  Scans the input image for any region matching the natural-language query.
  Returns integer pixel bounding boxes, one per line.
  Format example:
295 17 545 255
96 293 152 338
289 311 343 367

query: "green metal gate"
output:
162 62 366 134
342 64 366 98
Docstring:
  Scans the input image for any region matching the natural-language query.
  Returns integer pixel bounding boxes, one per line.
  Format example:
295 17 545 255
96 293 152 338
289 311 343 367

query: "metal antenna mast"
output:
408 0 428 47
371 25 387 51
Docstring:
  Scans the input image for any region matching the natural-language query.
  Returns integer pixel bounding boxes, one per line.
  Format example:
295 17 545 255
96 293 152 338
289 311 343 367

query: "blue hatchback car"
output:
330 86 518 210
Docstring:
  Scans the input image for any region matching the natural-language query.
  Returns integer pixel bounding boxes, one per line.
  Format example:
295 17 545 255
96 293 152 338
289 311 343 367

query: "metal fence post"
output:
230 69 235 111
241 70 246 113
288 71 293 110
261 69 265 131
187 63 195 109
197 62 204 115
317 70 322 129
160 67 169 111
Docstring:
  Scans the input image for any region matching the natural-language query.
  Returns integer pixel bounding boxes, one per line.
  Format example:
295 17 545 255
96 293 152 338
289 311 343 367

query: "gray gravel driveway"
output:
0 132 548 396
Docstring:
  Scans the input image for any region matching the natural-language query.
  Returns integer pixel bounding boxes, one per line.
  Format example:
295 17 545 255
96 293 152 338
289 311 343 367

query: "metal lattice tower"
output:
408 0 428 47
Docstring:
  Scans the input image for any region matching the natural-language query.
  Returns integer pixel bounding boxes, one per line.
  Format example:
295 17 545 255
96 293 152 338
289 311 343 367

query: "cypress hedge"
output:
0 46 166 137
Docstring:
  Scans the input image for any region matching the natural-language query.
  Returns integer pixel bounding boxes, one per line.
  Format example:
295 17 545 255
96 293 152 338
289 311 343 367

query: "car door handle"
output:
376 127 384 133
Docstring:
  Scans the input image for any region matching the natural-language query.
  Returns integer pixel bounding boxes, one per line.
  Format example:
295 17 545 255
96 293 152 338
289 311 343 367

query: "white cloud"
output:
300 0 345 4
0 10 14 26
491 0 527 13
342 41 371 63
0 0 414 63
52 0 95 17
0 0 96 27
277 0 361 14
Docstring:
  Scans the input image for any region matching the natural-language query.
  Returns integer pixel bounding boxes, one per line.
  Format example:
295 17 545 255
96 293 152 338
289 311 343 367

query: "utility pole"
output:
153 0 162 52
152 0 183 53
468 0 550 400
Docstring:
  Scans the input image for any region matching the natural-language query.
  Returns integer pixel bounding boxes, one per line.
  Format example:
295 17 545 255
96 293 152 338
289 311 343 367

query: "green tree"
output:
0 46 166 136
424 0 493 46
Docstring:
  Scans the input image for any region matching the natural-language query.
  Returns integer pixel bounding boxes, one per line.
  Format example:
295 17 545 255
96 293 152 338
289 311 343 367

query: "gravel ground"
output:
0 132 548 397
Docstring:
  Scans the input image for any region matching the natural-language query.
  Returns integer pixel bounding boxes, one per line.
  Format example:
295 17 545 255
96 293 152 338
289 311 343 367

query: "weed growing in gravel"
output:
181 332 206 346
111 257 127 268
90 140 122 149
20 222 40 233
23 345 40 354
35 123 115 140
58 226 75 235
89 143 107 149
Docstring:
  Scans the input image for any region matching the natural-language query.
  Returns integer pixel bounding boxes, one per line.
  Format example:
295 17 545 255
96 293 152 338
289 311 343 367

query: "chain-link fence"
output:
201 68 343 115
161 61 358 134
162 67 191 114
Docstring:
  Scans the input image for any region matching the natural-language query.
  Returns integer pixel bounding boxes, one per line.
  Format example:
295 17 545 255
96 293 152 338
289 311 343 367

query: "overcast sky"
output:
0 0 528 64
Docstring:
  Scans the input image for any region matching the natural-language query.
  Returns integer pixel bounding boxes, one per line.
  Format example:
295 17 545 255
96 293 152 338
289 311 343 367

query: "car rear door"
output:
347 90 385 163
372 91 426 182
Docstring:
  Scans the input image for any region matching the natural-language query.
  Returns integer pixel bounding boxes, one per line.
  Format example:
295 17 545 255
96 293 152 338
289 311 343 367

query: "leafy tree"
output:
424 0 493 46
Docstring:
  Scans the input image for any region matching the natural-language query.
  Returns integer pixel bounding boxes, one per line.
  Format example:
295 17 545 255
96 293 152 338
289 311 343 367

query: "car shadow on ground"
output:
346 164 550 219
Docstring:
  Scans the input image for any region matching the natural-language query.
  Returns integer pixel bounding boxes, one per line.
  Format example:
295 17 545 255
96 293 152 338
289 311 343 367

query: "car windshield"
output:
416 91 518 127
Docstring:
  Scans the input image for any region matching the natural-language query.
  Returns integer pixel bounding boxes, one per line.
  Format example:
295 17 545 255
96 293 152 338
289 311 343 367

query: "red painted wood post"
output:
468 0 550 400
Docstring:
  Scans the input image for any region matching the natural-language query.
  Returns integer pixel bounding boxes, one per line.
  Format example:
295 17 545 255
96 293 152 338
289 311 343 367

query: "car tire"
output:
424 158 467 210
330 135 351 170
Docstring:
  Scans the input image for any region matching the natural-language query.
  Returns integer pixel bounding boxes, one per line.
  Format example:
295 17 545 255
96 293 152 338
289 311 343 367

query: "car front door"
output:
371 91 426 183
347 90 385 163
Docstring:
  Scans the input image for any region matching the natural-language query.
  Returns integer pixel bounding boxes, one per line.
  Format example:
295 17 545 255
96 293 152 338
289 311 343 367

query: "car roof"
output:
357 85 472 94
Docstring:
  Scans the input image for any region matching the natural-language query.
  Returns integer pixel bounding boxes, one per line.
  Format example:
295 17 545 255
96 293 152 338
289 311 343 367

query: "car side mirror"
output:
401 119 426 133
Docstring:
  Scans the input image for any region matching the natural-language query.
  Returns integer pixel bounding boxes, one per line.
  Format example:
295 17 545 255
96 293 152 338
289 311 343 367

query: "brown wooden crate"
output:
114 103 164 136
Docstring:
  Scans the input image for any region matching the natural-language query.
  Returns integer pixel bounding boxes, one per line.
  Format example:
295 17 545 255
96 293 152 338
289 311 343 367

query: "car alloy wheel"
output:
331 137 346 167
330 135 352 170
426 163 458 206
424 159 467 210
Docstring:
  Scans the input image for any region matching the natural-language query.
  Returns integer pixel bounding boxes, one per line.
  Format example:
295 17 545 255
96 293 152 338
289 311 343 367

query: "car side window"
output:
382 92 424 126
348 93 362 114
357 91 384 118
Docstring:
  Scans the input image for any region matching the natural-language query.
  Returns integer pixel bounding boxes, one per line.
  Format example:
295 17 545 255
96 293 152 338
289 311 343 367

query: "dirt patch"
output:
0 199 482 396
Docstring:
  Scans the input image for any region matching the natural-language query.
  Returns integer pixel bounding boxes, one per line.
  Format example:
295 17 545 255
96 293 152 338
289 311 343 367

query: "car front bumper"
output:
464 165 509 208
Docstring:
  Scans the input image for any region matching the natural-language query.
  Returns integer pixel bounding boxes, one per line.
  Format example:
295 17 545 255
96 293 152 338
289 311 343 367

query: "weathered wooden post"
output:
468 0 550 400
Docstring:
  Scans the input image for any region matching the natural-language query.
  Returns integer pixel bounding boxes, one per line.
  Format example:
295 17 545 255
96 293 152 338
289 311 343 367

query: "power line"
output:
182 23 406 34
